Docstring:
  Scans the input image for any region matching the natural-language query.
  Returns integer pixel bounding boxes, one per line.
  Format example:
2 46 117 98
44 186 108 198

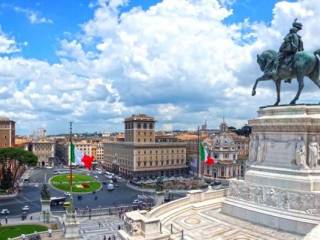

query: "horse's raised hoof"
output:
289 100 296 105
273 102 279 106
252 90 256 96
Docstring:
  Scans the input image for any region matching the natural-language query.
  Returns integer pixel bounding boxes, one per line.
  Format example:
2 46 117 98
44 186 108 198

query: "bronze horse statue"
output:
252 49 320 105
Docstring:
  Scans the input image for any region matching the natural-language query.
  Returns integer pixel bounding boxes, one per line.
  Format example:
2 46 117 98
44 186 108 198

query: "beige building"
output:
27 141 55 167
104 114 187 178
74 140 93 156
96 143 104 162
0 117 15 148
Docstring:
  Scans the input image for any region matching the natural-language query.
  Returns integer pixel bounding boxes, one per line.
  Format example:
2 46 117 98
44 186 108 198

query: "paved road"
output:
0 167 142 218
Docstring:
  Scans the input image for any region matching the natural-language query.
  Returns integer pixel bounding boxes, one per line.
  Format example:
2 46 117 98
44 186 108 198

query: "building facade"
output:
104 114 187 178
27 141 55 167
0 117 15 148
203 122 249 179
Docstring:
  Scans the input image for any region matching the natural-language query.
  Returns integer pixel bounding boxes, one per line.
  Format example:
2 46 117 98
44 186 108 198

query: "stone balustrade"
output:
148 188 225 219
8 229 64 240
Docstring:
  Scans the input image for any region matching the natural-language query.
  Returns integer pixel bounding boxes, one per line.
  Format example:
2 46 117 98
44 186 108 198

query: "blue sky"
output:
0 0 288 63
4 0 320 135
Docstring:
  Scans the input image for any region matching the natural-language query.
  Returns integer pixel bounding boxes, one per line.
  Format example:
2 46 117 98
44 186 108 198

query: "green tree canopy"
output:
0 148 38 166
0 148 38 192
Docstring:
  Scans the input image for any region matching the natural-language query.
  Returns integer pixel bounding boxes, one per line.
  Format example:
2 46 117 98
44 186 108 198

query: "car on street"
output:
1 209 10 214
64 192 71 197
22 205 30 211
107 183 114 191
94 175 99 179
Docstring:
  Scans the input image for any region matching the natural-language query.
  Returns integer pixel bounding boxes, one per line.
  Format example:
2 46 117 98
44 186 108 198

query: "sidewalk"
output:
1 212 42 225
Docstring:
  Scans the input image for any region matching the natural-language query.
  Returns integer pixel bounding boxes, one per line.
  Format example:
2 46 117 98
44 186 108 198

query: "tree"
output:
0 148 38 192
1 166 13 191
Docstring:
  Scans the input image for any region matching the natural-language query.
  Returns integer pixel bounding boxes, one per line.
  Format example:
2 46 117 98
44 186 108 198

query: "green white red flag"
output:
69 143 94 169
199 142 215 166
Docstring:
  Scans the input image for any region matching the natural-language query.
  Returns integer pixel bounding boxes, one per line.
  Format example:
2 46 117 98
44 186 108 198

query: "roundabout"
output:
50 173 102 193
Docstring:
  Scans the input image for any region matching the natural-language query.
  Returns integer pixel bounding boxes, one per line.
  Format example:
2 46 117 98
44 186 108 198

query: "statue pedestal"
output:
40 200 51 223
222 105 320 235
63 211 80 239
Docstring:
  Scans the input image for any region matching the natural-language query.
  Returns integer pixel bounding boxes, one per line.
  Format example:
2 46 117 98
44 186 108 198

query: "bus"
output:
50 197 66 206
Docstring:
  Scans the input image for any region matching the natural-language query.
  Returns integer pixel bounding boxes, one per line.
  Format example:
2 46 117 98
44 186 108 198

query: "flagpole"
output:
69 121 74 213
197 126 200 178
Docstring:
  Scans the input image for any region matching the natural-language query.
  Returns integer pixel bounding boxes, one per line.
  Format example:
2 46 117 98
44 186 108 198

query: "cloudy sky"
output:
0 0 319 135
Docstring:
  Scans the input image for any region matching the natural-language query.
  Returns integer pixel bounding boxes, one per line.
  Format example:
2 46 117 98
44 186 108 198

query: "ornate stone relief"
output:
228 180 320 215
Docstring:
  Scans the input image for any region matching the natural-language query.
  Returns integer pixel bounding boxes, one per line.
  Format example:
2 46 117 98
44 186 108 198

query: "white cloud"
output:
0 30 19 53
13 6 53 24
2 0 320 134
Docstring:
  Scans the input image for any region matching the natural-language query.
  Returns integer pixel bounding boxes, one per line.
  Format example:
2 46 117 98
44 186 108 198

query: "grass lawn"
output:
0 224 48 240
50 173 101 193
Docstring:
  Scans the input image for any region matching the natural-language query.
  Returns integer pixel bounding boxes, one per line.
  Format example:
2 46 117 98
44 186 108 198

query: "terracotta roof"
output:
176 133 198 141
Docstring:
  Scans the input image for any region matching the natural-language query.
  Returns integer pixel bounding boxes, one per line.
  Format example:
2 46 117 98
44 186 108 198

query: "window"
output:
149 123 153 129
137 123 141 129
171 160 174 164
144 161 146 166
166 160 169 165
143 123 147 129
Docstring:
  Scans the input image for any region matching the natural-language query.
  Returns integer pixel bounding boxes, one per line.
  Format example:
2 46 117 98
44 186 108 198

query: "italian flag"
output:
199 142 215 166
69 143 94 169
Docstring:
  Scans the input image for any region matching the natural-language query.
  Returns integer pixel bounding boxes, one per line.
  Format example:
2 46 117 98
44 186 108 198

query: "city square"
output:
0 0 320 240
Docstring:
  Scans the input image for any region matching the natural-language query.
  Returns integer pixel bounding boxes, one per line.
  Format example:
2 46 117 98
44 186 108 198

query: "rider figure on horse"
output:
273 19 304 83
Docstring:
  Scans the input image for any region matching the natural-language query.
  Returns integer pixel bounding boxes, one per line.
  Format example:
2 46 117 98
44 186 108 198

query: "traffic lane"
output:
50 180 140 210
72 181 139 209
0 186 41 217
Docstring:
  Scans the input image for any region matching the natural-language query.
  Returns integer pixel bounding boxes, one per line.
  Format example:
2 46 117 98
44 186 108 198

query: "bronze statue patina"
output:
252 19 320 105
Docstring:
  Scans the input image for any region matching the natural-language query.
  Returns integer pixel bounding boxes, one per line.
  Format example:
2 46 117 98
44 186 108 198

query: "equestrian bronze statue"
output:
252 19 320 105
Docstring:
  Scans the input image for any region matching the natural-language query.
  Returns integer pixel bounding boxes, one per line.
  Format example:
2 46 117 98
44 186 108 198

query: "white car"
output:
22 205 30 211
1 209 9 214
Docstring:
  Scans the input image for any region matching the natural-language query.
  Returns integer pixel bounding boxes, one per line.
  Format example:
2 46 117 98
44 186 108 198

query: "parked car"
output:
22 205 30 211
1 209 9 214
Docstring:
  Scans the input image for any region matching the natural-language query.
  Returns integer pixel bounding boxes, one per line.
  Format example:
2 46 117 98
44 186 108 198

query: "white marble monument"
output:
223 104 320 235
63 211 80 239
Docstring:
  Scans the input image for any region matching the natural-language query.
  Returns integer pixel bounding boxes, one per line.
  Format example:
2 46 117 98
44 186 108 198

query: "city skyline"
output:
1 0 319 135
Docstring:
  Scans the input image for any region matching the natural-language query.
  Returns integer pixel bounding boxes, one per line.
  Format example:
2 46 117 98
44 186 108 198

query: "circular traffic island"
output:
50 173 101 193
